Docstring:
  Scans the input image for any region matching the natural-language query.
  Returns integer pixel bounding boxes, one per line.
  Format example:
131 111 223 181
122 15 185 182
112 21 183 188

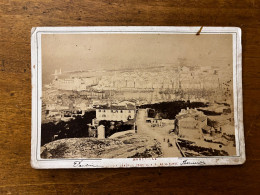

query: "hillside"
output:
41 132 162 159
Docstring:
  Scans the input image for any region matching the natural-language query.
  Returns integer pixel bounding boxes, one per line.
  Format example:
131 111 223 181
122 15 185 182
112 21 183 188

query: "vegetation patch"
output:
177 139 228 156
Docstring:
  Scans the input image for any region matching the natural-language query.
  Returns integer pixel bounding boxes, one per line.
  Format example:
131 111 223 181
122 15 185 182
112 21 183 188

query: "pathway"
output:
136 109 182 157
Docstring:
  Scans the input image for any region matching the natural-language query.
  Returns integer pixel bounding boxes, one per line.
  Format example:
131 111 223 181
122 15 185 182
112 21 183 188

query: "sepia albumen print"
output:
40 33 237 160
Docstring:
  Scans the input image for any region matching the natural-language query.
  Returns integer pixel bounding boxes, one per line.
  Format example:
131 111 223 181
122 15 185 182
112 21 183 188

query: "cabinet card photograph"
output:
31 27 245 168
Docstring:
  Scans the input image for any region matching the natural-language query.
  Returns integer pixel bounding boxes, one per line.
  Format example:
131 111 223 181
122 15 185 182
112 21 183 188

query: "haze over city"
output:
42 34 232 84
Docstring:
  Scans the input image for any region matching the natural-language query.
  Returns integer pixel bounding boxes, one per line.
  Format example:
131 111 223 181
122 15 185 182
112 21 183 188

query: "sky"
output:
41 33 233 83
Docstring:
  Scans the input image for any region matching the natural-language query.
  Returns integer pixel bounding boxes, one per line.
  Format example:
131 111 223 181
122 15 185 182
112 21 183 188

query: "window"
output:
120 110 123 113
99 109 101 112
129 110 131 113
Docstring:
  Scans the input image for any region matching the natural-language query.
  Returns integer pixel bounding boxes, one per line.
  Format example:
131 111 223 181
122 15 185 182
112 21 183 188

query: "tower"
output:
53 68 62 80
97 125 105 139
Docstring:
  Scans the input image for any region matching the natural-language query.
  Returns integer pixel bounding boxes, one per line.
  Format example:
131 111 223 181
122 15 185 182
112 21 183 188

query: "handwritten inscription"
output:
72 159 206 168
180 160 206 165
73 160 101 168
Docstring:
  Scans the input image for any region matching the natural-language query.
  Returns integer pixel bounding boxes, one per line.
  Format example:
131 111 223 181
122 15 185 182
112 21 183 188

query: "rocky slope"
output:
41 132 162 159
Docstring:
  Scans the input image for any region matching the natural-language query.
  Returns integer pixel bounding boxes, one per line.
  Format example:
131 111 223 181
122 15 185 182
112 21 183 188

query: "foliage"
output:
197 109 222 116
41 111 96 146
140 101 208 119
99 120 134 138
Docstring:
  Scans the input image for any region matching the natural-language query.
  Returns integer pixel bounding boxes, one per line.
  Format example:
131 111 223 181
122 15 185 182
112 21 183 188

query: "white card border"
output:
31 26 245 169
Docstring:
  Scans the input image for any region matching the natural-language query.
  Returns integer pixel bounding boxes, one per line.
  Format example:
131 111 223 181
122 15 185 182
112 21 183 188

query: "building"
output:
60 109 85 121
175 108 207 139
161 119 175 127
96 104 135 122
52 78 86 91
51 69 99 91
146 118 163 127
45 103 86 122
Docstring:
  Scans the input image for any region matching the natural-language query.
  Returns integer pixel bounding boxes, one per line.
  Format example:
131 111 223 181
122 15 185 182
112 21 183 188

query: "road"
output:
136 109 182 157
